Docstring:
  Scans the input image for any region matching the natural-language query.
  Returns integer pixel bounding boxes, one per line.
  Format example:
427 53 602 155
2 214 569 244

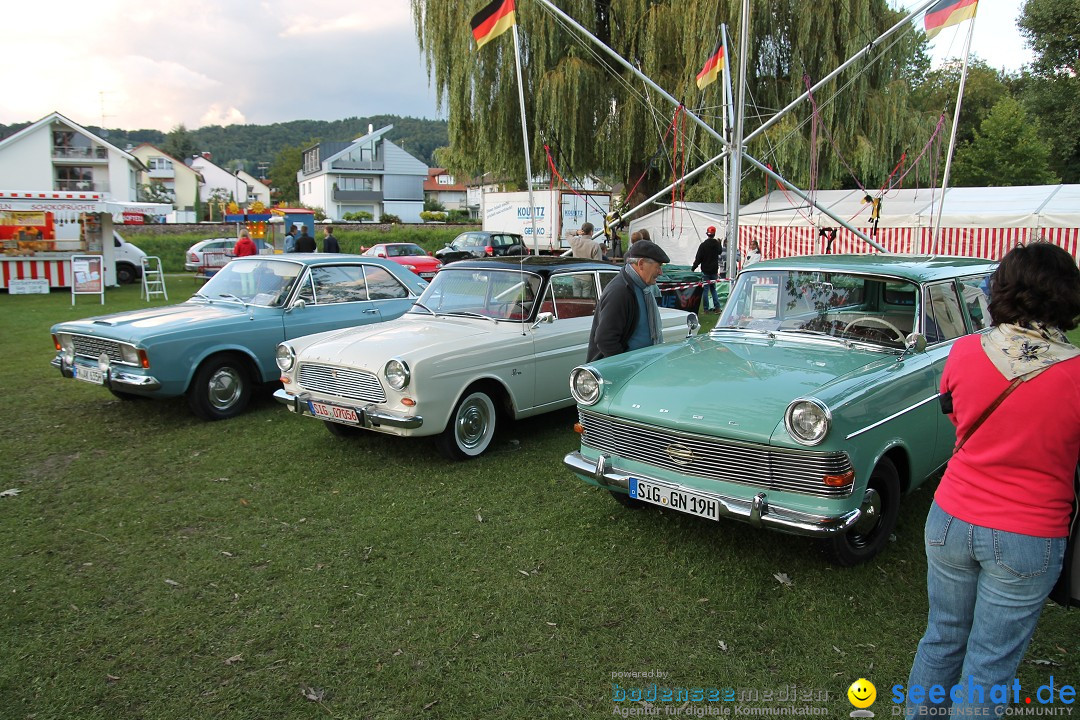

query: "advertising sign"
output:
70 255 104 305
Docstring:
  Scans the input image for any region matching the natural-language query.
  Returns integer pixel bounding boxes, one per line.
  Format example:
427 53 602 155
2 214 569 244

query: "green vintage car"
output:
565 254 997 565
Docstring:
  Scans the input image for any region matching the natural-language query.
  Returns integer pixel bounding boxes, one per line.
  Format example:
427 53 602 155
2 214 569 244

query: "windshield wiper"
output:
714 325 776 338
411 301 437 316
217 293 247 304
448 310 497 323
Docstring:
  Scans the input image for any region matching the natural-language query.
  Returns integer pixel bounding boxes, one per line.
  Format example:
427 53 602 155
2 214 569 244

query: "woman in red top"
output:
906 243 1080 717
233 230 257 258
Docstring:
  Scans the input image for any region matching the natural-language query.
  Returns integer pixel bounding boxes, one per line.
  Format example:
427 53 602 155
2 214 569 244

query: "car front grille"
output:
297 363 387 404
578 409 855 498
71 334 128 364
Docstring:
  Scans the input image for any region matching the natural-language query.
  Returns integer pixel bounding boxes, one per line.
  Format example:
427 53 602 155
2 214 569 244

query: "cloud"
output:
200 105 248 127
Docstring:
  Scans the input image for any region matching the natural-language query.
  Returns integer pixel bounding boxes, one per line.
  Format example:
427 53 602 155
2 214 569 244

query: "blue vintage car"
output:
50 255 428 420
565 254 998 565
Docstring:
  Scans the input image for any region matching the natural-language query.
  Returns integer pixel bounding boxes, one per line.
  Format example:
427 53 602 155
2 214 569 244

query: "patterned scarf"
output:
980 322 1080 380
623 263 663 346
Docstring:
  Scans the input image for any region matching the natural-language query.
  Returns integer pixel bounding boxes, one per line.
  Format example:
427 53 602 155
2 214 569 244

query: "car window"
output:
309 265 369 304
598 271 617 291
364 265 410 300
542 273 600 319
415 268 541 320
959 274 992 331
924 282 967 344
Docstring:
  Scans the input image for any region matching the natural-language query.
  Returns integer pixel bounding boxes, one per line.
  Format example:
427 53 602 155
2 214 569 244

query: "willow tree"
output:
411 0 934 210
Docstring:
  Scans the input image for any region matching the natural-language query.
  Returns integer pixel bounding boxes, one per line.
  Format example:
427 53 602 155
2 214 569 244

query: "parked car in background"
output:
274 256 699 459
434 231 527 264
51 255 428 420
184 237 274 272
361 243 443 280
565 254 998 565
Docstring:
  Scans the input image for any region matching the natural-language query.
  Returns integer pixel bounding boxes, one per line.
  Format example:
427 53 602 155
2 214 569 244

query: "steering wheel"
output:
841 316 906 344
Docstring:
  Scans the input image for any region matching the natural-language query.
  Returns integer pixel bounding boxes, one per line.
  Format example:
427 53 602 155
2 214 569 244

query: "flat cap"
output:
626 239 670 264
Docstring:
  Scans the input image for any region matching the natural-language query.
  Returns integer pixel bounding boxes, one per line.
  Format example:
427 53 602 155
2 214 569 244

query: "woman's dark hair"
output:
988 242 1080 330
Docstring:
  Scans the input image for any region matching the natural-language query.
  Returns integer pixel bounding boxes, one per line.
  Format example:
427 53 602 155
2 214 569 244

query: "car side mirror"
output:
686 312 700 337
377 253 386 258
428 251 434 257
289 299 307 312
531 311 555 328
903 332 927 355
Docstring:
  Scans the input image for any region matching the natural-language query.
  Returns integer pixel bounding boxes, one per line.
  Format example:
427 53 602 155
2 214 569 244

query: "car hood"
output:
293 314 507 372
592 333 896 444
52 301 256 342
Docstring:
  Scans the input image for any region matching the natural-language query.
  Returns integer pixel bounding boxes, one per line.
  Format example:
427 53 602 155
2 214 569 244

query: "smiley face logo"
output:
847 678 876 709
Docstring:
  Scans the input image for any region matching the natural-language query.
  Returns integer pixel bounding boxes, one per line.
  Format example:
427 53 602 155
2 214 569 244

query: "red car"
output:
361 243 443 280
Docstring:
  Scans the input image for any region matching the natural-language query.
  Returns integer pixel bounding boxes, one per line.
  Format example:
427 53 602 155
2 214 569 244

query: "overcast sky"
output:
0 0 1030 133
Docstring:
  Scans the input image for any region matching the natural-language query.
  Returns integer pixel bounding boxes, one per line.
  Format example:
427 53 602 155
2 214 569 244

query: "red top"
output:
233 236 257 257
935 334 1080 538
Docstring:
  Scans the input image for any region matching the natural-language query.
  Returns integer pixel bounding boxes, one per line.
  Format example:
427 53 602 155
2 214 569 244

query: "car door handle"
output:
362 309 379 314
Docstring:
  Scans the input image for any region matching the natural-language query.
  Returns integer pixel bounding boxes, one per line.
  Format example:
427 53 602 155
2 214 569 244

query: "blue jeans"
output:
703 273 720 311
907 502 1065 717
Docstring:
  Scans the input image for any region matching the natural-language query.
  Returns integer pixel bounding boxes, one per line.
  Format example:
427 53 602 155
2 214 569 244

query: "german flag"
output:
471 0 516 49
695 42 724 90
924 0 978 40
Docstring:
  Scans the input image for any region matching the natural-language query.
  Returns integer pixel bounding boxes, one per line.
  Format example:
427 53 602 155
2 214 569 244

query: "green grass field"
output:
1 282 1077 719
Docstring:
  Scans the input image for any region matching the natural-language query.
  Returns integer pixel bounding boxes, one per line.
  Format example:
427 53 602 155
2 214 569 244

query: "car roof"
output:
747 254 998 283
230 253 403 267
443 256 614 276
455 230 523 239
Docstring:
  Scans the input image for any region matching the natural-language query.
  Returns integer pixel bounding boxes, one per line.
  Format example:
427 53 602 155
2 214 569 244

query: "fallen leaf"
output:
164 579 181 587
545 622 557 627
518 570 530 577
224 654 243 665
423 700 439 711
393 649 403 657
773 572 793 587
0 488 20 498
832 645 845 656
300 686 325 702
106 674 120 683
476 512 484 523
220 551 234 558
718 640 728 651
239 498 249 506
1030 659 1060 667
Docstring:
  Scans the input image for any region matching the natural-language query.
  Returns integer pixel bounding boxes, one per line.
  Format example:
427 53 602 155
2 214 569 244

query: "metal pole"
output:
933 14 978 251
512 24 539 254
727 0 751 276
721 24 733 250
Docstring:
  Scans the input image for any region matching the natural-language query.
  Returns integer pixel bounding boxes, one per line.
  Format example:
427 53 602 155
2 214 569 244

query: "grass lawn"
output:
1 281 1077 719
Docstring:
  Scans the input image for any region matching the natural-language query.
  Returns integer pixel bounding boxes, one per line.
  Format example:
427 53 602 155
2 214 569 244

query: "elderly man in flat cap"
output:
586 240 670 362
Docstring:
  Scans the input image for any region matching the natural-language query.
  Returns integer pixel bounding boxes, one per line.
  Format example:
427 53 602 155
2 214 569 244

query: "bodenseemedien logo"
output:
848 678 877 717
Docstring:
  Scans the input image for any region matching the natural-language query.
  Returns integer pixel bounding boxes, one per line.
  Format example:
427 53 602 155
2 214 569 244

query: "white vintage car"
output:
273 256 699 459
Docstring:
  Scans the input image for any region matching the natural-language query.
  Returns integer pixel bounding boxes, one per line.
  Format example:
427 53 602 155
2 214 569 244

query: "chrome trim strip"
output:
845 393 940 439
564 451 860 537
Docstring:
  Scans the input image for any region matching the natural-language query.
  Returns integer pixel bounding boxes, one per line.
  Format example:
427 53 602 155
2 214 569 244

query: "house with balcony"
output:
130 143 203 222
297 125 428 223
0 111 143 200
188 153 269 213
424 168 467 211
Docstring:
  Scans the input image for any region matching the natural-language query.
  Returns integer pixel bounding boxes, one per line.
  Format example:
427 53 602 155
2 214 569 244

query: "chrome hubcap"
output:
455 396 491 450
851 487 882 540
207 367 243 410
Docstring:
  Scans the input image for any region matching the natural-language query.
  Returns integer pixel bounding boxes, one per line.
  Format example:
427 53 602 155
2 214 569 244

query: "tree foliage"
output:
909 58 1010 149
412 0 934 208
162 124 197 163
951 96 1058 187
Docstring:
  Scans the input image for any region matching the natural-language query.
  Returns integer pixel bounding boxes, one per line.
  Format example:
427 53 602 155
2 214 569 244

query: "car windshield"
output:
718 269 919 349
197 258 301 307
412 268 541 321
388 244 426 257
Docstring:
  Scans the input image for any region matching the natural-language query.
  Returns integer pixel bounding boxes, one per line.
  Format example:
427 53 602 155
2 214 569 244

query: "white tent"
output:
627 202 726 266
736 185 1080 261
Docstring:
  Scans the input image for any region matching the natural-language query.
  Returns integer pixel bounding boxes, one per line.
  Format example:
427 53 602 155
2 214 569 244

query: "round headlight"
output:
785 399 831 445
384 359 410 390
276 343 295 372
570 367 602 406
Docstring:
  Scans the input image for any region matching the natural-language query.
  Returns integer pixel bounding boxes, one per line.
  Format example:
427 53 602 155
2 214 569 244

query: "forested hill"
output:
0 115 449 172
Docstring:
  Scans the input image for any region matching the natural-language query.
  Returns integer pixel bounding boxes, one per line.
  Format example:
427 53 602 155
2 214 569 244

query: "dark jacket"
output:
295 233 316 253
587 269 641 362
322 233 340 253
692 237 722 275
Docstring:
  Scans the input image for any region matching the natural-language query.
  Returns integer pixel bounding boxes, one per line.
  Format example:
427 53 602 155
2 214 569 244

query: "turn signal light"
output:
52 334 61 351
573 422 584 434
402 398 416 407
280 375 291 384
823 471 855 487
138 349 150 369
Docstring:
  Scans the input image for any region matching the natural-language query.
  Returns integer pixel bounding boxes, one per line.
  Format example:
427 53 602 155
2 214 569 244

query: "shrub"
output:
446 209 473 224
420 211 448 223
380 213 402 225
342 211 373 221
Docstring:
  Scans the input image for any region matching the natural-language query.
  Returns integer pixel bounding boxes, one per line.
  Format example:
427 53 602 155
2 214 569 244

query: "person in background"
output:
587 240 670 362
629 228 651 246
906 242 1080 718
284 226 297 253
744 239 762 267
233 229 257 257
322 226 340 253
570 222 603 260
294 226 316 253
692 226 722 314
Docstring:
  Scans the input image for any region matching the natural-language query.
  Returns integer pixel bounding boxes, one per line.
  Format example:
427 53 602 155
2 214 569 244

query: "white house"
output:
0 111 144 201
298 125 428 223
130 143 204 222
189 153 269 211
236 169 271 207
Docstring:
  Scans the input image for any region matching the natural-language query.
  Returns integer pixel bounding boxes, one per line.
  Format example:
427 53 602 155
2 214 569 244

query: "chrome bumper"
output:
564 451 861 537
53 357 162 391
273 388 423 430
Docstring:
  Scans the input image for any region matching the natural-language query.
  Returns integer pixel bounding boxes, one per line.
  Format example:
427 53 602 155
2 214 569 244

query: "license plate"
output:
629 477 719 521
420 272 437 279
308 400 360 424
73 366 105 385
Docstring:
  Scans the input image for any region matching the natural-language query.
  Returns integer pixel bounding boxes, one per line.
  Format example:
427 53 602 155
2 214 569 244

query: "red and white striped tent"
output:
737 185 1080 262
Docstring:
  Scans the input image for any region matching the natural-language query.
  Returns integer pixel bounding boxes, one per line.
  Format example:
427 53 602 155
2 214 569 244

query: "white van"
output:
113 232 147 284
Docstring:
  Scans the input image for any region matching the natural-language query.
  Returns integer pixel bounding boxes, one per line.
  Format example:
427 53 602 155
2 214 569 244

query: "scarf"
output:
624 263 663 346
980 322 1080 381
